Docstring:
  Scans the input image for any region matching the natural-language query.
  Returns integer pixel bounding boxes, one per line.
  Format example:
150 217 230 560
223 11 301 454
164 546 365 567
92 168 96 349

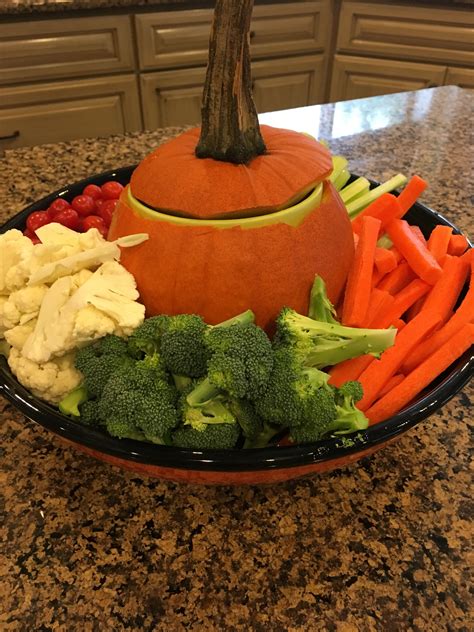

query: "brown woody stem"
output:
195 0 266 164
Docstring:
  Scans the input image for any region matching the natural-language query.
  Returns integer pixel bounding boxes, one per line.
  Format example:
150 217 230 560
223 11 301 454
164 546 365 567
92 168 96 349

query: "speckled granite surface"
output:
0 87 473 630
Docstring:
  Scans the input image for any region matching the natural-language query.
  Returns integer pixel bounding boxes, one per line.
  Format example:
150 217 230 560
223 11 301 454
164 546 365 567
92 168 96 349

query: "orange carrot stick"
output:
410 225 427 246
377 261 416 294
365 323 474 424
420 254 470 325
392 318 406 331
367 292 396 328
448 234 470 256
362 288 391 327
328 355 374 387
403 259 474 372
342 216 381 327
427 225 453 262
375 279 431 328
374 247 398 276
351 193 400 236
386 219 443 285
396 175 428 213
357 310 442 410
377 373 405 399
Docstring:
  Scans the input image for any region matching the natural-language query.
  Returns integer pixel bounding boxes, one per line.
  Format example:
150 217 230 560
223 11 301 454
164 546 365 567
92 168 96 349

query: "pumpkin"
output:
108 0 354 328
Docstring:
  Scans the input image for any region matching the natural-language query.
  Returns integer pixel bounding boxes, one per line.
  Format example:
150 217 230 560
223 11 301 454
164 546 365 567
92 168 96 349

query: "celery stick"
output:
330 156 348 185
333 168 351 191
340 177 370 204
346 173 407 218
377 234 393 249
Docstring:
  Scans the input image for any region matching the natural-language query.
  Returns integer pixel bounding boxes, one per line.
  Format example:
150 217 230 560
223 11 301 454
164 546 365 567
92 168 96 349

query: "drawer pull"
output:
0 130 20 141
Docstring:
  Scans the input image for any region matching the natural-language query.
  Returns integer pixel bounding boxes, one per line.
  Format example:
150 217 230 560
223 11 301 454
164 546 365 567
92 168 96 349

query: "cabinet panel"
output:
141 55 325 130
337 2 474 67
136 2 330 70
445 66 474 90
0 15 135 85
0 75 142 150
330 55 447 102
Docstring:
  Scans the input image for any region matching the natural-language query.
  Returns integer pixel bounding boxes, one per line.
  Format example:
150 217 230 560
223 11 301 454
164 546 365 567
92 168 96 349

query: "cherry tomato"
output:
26 211 51 234
82 184 102 200
54 208 80 231
23 228 41 244
71 195 96 217
47 198 70 219
101 181 124 200
97 199 117 227
82 215 108 238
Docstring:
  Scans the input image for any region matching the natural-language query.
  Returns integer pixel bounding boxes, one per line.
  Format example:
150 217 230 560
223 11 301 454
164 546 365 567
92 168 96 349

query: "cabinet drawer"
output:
136 2 331 70
337 2 474 67
0 15 135 85
445 66 474 90
141 55 326 129
0 75 142 150
330 55 446 102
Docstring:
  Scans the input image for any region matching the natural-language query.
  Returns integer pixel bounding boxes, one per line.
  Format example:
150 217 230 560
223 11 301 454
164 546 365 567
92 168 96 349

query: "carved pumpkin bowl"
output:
1 167 472 485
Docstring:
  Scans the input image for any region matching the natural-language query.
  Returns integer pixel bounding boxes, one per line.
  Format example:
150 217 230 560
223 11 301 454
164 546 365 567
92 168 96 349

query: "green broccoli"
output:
127 315 171 358
75 335 134 398
326 381 368 435
59 385 88 417
160 314 209 378
243 421 285 449
274 306 396 369
227 397 263 442
98 353 178 443
308 275 338 323
78 399 103 428
172 423 241 449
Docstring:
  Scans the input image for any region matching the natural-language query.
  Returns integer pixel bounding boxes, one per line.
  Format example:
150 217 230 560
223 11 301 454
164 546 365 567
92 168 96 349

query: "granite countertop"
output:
1 86 473 630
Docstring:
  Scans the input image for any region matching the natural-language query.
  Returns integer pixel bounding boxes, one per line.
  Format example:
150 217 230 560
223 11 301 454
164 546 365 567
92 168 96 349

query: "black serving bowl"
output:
0 168 472 484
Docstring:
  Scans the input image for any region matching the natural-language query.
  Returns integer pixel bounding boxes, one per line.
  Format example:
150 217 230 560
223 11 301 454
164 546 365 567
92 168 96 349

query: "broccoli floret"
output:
160 314 209 378
172 423 241 449
243 421 285 449
203 322 274 399
78 400 104 428
256 346 336 428
127 315 171 358
99 354 179 443
308 275 338 323
182 396 236 431
326 381 368 435
75 335 134 398
275 307 396 369
227 397 263 441
289 388 338 443
59 385 88 417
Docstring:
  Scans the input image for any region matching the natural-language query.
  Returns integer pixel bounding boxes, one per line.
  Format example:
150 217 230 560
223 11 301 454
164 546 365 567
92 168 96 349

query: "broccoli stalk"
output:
326 381 368 435
308 275 338 323
58 385 88 417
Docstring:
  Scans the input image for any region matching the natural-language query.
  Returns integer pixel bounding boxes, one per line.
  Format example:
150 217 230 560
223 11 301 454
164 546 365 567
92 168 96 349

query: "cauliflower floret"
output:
4 320 37 351
0 295 9 337
72 305 116 342
8 348 82 404
0 230 35 294
1 285 48 331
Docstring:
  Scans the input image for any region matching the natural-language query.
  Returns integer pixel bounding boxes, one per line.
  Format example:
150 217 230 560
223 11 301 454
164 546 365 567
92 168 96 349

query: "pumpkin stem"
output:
195 0 266 165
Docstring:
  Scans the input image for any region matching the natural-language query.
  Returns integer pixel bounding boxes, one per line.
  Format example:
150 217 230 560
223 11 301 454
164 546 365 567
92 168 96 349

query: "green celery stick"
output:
340 177 370 204
333 168 351 191
347 173 407 218
329 156 348 185
377 234 393 249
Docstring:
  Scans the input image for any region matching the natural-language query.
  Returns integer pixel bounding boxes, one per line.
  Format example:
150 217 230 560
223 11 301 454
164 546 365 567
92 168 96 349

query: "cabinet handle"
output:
0 130 20 141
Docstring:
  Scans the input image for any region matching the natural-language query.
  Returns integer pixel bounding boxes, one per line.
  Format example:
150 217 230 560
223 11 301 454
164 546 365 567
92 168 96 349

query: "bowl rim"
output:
1 166 472 472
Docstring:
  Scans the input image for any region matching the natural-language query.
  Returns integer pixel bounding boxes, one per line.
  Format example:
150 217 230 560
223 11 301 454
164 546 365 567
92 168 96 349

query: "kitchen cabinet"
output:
330 1 474 101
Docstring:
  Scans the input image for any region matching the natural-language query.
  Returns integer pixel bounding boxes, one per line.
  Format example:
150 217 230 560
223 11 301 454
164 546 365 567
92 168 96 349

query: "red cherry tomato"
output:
71 195 96 217
82 215 108 238
23 228 41 244
101 181 124 200
47 197 70 219
82 184 102 200
54 209 80 231
26 211 51 234
97 199 117 227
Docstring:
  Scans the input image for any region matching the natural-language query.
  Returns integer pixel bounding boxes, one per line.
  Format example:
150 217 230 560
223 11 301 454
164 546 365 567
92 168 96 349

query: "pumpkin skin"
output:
130 125 333 220
108 180 354 330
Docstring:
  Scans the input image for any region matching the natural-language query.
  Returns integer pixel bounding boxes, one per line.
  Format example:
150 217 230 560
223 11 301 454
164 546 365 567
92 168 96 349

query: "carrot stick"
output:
357 310 442 410
403 259 474 372
448 234 470 256
365 323 474 424
427 225 453 262
392 318 406 331
377 373 405 399
359 288 391 327
374 247 398 276
377 261 416 294
374 279 431 328
420 254 470 325
351 193 400 236
386 219 443 285
405 296 425 322
342 216 381 327
396 175 428 213
410 225 427 246
328 355 374 387
367 292 396 328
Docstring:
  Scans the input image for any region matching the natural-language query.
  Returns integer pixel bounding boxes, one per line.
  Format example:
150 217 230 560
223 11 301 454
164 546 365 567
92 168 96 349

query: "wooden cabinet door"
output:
330 55 447 102
0 75 142 150
141 55 326 130
445 66 474 90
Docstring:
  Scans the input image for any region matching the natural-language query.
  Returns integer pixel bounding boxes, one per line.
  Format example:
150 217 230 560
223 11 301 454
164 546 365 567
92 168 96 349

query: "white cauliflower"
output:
0 285 48 332
0 230 35 294
4 320 37 351
8 347 82 404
